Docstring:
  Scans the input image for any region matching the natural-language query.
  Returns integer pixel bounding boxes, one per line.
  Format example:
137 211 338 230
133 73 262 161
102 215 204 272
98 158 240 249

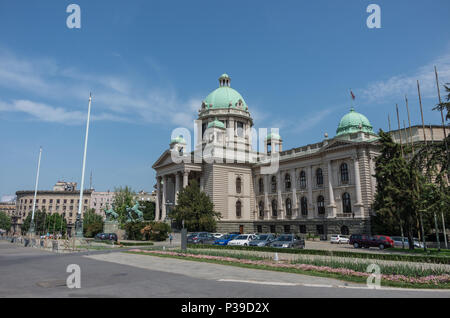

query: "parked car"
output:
187 232 216 244
212 233 223 239
392 236 424 248
330 234 349 244
349 234 393 250
270 234 305 249
228 234 257 246
95 233 117 242
373 235 394 249
249 234 276 247
213 234 239 246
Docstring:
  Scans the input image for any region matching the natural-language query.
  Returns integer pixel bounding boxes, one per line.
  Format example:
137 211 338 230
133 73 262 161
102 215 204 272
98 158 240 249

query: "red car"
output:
349 234 394 250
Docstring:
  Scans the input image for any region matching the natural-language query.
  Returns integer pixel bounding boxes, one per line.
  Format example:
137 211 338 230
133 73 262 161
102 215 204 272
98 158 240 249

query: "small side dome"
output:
207 118 225 129
265 132 282 141
170 135 186 145
336 107 374 136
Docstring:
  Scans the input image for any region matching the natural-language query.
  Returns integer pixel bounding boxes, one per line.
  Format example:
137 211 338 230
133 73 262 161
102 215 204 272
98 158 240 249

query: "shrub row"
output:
187 244 450 265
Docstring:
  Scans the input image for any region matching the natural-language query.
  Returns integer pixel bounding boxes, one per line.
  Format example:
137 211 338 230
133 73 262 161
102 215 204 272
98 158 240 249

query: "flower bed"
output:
128 249 450 287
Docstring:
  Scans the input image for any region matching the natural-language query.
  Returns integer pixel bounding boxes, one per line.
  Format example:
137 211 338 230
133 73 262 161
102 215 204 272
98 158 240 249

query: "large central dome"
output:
203 74 248 111
336 107 374 136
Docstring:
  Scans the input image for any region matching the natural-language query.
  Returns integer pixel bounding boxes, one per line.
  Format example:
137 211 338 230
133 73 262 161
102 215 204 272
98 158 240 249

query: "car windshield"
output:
276 235 292 241
256 235 269 240
235 235 248 240
219 235 231 240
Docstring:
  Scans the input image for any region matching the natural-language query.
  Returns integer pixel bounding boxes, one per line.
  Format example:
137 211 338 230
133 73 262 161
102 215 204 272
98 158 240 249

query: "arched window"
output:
340 163 349 184
341 225 349 235
236 177 242 194
285 174 291 191
316 168 323 187
299 170 307 189
258 201 264 218
271 176 277 193
236 200 242 217
285 198 292 216
301 197 308 216
342 192 352 213
271 199 278 217
258 178 264 194
317 195 325 214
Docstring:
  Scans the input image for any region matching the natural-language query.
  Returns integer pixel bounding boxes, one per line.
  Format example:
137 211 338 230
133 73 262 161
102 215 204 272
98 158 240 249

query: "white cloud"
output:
1 195 15 203
0 48 201 127
361 53 450 103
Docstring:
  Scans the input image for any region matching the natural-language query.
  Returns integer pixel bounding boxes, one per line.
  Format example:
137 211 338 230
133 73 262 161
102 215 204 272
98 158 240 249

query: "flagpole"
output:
396 104 404 157
75 93 92 238
405 95 414 155
388 114 392 132
417 80 427 146
29 147 43 236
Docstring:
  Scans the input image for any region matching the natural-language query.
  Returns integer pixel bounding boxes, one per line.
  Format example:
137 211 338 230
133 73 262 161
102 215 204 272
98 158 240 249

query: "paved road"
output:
0 241 449 298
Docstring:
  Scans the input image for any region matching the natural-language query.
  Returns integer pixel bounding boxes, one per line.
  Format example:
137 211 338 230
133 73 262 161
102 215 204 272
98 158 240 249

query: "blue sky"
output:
1 0 449 200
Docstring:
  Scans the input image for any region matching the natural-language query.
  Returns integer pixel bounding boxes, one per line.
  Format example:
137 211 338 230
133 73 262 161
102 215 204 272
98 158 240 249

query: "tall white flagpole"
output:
75 93 92 238
29 147 43 235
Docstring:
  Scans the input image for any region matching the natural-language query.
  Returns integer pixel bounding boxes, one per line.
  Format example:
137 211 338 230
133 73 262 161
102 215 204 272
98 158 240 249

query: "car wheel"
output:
379 244 385 250
244 243 248 246
353 242 359 248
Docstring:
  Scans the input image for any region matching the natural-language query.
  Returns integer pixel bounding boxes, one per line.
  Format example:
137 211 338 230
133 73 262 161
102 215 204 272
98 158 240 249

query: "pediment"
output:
152 150 173 169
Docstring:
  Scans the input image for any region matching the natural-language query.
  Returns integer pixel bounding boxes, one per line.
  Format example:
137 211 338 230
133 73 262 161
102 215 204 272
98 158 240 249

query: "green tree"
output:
434 83 450 120
0 211 11 232
113 186 136 226
170 180 221 232
372 130 419 249
140 201 155 221
21 210 67 236
83 209 104 238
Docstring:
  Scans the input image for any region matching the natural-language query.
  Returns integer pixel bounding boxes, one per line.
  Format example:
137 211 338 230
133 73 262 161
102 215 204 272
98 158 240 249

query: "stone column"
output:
161 175 167 221
264 174 269 217
307 166 313 219
353 155 364 217
277 171 283 219
155 177 161 221
175 172 181 205
327 161 336 217
290 168 297 217
183 170 189 188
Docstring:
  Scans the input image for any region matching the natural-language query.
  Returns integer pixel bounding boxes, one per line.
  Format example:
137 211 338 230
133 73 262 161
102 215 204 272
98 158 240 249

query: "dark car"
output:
349 234 393 250
187 232 216 244
95 232 118 242
249 234 276 247
269 234 305 249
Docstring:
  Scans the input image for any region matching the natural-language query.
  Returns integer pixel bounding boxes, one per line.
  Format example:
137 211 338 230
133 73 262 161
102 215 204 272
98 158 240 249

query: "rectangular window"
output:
257 225 262 233
284 225 290 234
299 225 307 234
270 225 276 233
316 225 324 235
236 121 244 137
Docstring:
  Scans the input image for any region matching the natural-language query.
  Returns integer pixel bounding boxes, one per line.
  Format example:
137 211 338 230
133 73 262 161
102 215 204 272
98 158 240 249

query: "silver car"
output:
270 234 305 249
249 234 276 247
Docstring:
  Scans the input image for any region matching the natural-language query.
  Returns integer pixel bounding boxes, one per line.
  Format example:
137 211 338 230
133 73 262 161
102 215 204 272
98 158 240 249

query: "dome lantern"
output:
219 74 230 87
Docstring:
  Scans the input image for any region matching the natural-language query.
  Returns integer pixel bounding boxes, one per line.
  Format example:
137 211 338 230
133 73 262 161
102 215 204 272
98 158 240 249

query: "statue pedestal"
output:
103 221 125 240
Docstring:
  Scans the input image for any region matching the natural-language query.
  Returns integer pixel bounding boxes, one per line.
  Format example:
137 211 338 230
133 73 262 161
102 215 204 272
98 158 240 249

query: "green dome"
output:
204 74 248 110
170 135 186 144
266 132 281 140
207 118 225 129
336 108 374 136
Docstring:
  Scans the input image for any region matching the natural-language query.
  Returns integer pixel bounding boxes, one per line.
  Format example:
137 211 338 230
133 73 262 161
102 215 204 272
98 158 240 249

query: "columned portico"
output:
161 175 167 221
327 160 337 217
155 177 161 221
353 155 364 217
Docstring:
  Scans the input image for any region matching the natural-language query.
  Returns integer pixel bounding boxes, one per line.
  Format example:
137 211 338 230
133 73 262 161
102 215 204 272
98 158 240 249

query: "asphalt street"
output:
0 241 449 298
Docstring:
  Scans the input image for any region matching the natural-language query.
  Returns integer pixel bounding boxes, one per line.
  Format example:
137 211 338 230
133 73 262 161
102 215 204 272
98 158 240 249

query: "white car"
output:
330 234 349 244
228 234 257 246
212 233 223 239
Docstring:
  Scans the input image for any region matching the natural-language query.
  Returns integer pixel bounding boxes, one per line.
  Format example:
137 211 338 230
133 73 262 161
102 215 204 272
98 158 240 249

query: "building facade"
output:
152 74 392 236
15 181 92 235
